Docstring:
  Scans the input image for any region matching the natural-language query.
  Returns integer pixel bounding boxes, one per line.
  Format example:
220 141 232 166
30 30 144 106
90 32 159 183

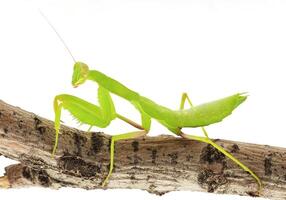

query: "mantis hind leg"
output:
180 132 262 194
180 93 208 138
179 92 262 194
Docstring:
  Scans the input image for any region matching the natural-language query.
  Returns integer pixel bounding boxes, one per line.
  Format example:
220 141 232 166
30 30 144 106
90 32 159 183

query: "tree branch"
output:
0 100 285 199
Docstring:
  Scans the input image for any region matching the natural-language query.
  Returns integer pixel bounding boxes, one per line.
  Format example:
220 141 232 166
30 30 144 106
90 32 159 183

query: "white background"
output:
0 0 285 199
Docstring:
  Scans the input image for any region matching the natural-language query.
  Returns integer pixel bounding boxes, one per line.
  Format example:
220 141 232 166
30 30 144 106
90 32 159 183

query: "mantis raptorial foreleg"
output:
54 86 150 186
53 88 116 156
53 86 143 155
179 92 262 194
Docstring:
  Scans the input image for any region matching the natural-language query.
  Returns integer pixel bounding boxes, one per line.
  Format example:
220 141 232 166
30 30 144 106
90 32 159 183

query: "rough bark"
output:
0 100 286 199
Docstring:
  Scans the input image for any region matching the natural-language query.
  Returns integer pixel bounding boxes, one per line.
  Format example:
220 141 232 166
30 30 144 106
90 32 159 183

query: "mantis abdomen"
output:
177 93 247 127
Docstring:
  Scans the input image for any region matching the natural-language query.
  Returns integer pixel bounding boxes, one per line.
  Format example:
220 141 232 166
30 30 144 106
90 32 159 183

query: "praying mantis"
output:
40 12 262 194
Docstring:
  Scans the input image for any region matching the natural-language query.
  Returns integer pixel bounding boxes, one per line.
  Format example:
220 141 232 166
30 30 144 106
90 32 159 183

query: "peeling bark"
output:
0 100 286 199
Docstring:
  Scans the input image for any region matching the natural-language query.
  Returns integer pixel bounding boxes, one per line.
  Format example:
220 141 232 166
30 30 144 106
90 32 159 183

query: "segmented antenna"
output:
39 10 76 63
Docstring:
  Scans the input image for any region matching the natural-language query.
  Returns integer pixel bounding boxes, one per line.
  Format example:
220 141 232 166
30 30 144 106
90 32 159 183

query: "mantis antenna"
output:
39 10 76 63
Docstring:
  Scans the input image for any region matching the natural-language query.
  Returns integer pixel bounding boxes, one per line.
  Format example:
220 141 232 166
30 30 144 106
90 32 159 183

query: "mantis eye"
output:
72 62 89 87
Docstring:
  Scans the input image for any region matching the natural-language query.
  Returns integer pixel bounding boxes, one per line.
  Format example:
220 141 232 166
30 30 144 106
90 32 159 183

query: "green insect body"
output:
38 11 261 194
177 93 247 127
53 61 262 193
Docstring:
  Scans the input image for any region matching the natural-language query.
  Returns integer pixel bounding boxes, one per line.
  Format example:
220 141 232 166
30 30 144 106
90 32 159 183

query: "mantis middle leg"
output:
102 129 149 187
179 92 262 194
102 101 151 187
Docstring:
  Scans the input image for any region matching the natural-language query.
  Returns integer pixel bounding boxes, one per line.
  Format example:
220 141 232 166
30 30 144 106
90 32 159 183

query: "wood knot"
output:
197 168 227 193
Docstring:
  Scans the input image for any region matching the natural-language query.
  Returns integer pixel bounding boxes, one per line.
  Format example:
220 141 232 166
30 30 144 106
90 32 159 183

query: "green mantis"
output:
40 12 262 194
54 64 262 191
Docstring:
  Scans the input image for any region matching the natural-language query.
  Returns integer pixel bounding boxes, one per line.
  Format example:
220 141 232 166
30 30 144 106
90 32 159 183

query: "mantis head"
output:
72 62 89 87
